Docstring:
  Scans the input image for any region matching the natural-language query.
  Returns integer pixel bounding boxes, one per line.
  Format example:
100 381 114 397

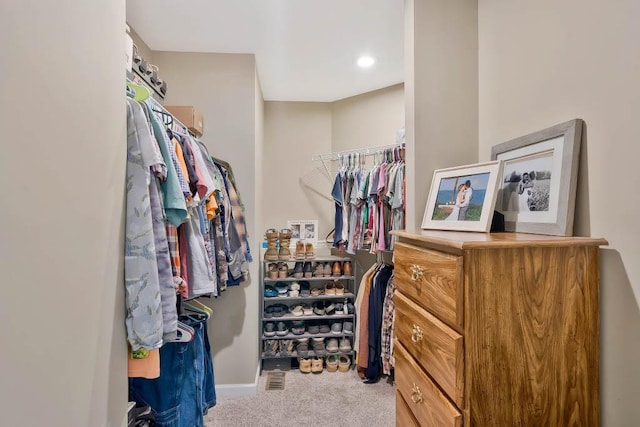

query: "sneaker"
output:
291 320 306 335
319 323 331 334
339 337 352 352
263 322 276 337
323 262 332 277
276 321 289 336
264 285 277 298
305 243 315 260
293 262 304 278
326 354 339 372
307 324 320 334
311 357 323 373
332 261 342 277
330 322 342 334
342 321 353 334
275 282 289 296
343 261 353 276
303 262 313 278
326 338 339 353
338 355 351 372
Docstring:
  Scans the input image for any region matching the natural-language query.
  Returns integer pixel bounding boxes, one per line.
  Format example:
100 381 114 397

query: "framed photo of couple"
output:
421 161 503 232
491 119 583 236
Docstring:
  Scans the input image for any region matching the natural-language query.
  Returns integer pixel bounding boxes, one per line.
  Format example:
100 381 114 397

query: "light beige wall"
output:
263 102 333 238
331 84 405 152
255 72 265 244
478 0 640 424
1 1 127 426
128 25 153 62
405 0 478 230
152 52 260 385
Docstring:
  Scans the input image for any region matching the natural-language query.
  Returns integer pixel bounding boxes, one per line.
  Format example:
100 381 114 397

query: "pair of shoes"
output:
296 242 315 259
326 354 339 372
338 355 351 372
264 285 277 298
265 303 288 318
311 357 323 373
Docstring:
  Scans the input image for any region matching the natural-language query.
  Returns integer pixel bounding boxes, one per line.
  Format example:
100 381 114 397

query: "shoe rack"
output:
259 230 356 372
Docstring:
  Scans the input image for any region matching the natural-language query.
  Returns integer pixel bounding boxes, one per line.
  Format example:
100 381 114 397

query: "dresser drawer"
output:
396 291 464 407
394 242 463 330
395 341 462 427
396 391 420 427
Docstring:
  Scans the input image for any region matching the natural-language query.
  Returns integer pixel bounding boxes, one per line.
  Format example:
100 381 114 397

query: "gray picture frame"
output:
491 119 583 236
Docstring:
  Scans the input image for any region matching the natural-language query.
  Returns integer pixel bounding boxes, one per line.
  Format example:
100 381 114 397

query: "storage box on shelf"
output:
391 229 606 427
259 255 356 372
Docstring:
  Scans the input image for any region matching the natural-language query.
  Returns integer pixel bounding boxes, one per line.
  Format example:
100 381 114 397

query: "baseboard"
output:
214 364 259 398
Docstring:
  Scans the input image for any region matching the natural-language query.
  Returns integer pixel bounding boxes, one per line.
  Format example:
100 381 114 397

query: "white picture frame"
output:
421 161 503 232
491 119 583 236
287 220 318 248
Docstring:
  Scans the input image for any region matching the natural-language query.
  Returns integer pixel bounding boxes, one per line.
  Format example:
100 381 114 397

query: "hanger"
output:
173 322 194 342
187 299 213 316
126 82 150 102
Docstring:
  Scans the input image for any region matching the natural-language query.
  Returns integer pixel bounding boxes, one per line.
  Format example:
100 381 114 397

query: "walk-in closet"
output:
4 1 636 426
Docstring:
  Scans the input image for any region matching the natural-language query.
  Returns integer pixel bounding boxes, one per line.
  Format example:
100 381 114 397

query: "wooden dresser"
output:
391 230 607 426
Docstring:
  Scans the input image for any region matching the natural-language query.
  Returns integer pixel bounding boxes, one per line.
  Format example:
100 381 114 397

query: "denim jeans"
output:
129 315 216 427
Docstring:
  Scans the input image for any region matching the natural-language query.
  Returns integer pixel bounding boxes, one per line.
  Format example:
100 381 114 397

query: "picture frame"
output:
490 119 583 236
286 219 318 248
421 161 503 232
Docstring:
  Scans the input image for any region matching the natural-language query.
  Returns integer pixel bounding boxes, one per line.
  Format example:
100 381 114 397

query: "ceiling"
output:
126 0 404 102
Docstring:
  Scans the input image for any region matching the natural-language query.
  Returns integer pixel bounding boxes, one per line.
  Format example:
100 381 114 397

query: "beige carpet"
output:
204 369 395 427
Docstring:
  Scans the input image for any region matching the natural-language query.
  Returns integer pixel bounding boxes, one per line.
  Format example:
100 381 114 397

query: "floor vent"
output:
265 372 286 391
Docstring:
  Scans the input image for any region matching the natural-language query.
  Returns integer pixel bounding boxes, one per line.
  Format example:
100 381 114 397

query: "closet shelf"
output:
264 276 354 282
264 293 355 301
262 331 354 340
262 313 355 322
263 256 352 263
261 351 355 359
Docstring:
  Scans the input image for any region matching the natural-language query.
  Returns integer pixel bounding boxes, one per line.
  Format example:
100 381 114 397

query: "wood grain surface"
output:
395 291 464 407
464 245 600 426
396 391 421 427
394 242 464 330
395 341 462 427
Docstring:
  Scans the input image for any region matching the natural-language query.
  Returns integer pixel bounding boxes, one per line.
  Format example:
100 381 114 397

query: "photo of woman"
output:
445 184 466 221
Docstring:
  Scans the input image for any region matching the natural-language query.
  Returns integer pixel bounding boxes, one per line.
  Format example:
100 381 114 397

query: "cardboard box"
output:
165 105 204 137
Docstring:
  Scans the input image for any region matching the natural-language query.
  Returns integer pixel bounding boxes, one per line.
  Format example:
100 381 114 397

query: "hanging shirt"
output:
331 172 344 248
125 99 163 351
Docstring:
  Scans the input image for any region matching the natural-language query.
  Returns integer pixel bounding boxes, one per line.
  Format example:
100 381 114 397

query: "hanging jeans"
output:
129 316 216 427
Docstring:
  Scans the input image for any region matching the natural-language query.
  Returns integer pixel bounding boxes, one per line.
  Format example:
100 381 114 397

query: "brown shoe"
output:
332 261 342 277
268 263 278 279
295 241 305 260
305 242 315 259
311 357 324 373
278 229 292 260
343 261 352 277
264 228 279 261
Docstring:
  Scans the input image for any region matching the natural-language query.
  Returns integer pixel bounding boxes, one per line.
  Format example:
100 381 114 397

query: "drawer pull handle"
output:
411 383 424 404
411 324 424 343
410 264 424 281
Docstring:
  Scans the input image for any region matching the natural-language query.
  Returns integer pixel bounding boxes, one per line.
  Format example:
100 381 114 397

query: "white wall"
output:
263 102 333 238
478 0 640 423
152 52 261 386
331 84 405 152
405 0 479 230
0 1 127 426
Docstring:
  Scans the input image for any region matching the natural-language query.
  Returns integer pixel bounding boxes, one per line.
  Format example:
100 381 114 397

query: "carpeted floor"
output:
204 368 396 427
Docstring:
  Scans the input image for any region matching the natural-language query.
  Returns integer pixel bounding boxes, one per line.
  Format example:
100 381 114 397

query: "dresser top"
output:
392 229 608 250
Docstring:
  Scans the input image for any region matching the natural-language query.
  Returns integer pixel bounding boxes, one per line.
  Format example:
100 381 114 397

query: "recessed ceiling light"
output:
357 56 375 68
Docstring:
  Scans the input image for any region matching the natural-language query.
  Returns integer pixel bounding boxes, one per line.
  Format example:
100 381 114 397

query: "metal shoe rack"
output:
259 256 356 370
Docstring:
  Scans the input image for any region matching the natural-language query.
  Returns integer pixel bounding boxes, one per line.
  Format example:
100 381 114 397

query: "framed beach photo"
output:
421 161 503 232
491 119 583 236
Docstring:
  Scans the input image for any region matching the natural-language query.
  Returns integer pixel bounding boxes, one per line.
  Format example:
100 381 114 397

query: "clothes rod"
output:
311 142 405 161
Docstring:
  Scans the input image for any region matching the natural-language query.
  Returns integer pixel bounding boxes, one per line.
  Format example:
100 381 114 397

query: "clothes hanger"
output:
126 82 150 102
189 299 213 316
